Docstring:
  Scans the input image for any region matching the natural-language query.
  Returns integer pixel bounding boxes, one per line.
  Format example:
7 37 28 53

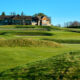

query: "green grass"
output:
0 50 80 80
0 25 57 31
0 25 80 79
0 25 80 41
42 38 80 43
0 31 53 36
0 30 80 40
0 44 80 72
0 38 61 47
0 47 63 72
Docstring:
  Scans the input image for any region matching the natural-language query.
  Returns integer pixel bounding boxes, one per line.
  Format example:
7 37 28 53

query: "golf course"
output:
0 25 80 80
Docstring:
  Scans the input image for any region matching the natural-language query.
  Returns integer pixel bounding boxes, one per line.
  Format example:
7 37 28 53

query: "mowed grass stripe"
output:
0 44 80 72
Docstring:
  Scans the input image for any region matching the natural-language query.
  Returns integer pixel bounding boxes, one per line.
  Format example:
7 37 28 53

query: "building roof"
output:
0 15 51 22
0 15 32 20
13 15 32 20
0 16 13 20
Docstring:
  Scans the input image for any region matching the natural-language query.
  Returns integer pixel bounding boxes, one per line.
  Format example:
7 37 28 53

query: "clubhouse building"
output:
0 15 51 26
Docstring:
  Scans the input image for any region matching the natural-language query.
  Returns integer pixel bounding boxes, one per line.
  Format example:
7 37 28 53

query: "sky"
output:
0 0 80 26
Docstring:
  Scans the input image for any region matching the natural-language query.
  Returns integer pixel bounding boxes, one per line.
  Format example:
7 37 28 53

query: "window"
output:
5 20 8 23
43 20 47 23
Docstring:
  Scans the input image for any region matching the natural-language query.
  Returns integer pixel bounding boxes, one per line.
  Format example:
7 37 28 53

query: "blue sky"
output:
0 0 80 26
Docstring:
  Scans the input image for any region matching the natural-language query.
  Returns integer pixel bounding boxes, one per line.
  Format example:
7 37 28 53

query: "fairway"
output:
0 30 80 40
0 44 80 72
0 25 80 79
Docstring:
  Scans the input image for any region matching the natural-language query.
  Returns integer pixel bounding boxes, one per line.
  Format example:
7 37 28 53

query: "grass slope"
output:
0 38 61 47
0 44 80 72
0 51 80 80
0 25 80 79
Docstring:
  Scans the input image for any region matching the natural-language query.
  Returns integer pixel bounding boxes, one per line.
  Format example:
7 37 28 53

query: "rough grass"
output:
42 38 80 44
0 38 61 47
1 30 80 41
0 25 54 31
0 25 64 31
0 31 53 36
15 32 53 36
0 51 80 80
1 25 80 32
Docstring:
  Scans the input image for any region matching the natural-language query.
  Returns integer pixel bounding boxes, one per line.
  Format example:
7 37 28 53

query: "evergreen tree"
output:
1 12 6 16
21 12 24 16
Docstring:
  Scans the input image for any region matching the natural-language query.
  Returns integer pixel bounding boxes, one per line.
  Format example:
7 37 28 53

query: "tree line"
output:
0 12 47 17
64 21 80 28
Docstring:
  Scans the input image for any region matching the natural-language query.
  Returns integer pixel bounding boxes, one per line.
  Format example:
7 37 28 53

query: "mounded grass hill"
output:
0 51 80 80
0 38 61 47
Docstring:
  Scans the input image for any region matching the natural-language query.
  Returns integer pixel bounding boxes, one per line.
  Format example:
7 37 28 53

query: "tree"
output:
10 12 16 16
57 24 61 27
64 22 72 27
64 21 80 28
70 21 80 27
21 11 24 16
33 13 47 17
1 12 6 16
37 13 46 16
